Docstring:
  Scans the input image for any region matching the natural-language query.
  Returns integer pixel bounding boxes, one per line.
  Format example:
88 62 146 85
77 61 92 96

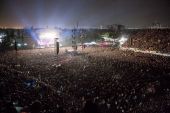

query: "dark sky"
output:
0 0 170 28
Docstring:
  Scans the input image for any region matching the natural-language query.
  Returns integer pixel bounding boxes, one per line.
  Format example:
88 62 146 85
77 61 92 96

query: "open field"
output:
0 47 170 113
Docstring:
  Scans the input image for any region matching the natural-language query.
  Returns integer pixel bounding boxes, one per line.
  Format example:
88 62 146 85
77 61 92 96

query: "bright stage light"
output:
0 34 6 38
17 43 22 47
39 31 57 39
24 43 28 46
119 36 128 45
37 29 60 47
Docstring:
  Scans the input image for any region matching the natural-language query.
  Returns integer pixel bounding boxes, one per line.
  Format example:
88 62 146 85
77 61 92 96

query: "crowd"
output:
0 47 170 113
123 28 170 53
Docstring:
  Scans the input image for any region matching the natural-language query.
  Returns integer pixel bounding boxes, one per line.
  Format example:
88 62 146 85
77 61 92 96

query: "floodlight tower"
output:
80 30 86 50
72 28 77 51
72 22 79 51
14 30 19 52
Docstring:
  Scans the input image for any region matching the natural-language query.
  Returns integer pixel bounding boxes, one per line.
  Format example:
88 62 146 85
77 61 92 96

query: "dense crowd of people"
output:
124 29 170 53
0 47 170 113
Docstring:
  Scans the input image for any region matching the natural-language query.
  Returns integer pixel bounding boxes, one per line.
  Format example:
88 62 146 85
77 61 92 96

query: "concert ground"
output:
0 47 170 113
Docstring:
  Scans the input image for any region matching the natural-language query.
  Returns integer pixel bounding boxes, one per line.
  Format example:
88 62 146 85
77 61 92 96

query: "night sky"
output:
0 0 170 28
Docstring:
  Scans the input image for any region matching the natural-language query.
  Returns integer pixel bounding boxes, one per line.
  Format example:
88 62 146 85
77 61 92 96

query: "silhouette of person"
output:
14 40 18 52
4 102 17 113
57 106 66 113
83 100 99 113
30 100 42 113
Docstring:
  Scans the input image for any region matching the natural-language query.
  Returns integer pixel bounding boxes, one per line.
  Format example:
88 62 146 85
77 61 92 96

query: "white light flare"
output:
121 47 170 57
119 36 128 46
0 34 6 43
39 31 58 39
37 30 60 47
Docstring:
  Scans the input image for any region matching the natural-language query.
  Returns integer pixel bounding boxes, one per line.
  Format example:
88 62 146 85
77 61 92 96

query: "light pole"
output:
55 38 59 55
